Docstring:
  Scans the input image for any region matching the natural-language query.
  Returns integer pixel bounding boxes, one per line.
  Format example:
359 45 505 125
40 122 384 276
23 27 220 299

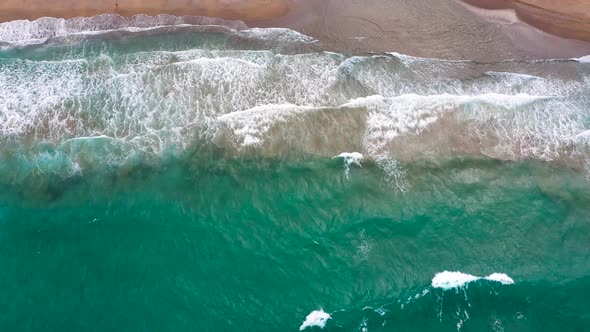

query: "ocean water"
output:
1 15 590 332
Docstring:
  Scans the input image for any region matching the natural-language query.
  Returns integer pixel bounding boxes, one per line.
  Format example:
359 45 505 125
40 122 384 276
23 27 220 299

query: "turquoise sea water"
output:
1 15 590 331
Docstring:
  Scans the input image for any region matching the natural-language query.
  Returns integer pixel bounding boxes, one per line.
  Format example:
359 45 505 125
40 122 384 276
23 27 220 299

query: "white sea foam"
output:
431 271 514 289
573 55 590 63
575 130 590 142
215 104 319 149
0 14 247 46
431 271 480 289
1 39 588 179
349 93 553 158
333 152 364 167
484 273 515 285
300 309 331 331
237 27 315 44
61 135 113 144
214 93 553 156
333 152 364 179
345 93 551 113
387 52 469 64
215 92 552 153
484 71 542 81
172 57 262 69
388 52 421 64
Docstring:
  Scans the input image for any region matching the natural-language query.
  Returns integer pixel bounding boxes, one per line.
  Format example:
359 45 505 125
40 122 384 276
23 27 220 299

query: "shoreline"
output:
455 0 590 59
1 0 590 61
252 0 590 60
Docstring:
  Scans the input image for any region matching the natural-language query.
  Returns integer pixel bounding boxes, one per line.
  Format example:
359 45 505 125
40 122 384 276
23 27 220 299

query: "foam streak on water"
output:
432 271 515 290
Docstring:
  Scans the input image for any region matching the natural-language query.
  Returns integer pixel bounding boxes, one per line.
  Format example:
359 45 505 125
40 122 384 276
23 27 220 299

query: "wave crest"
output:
432 271 514 290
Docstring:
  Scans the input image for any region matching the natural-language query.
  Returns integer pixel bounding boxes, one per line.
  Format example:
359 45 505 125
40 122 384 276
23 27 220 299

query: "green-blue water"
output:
1 16 590 331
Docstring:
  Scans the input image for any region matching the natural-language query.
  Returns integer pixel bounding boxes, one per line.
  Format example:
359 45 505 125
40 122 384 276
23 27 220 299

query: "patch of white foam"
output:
575 130 590 142
300 309 330 331
2 36 587 180
573 55 590 63
172 57 262 69
467 93 553 108
432 271 480 290
387 52 469 64
215 104 319 149
342 92 555 188
333 152 363 167
345 93 551 114
237 27 315 44
61 135 113 144
485 71 542 80
345 93 552 159
388 52 421 64
216 92 553 158
432 271 514 289
0 14 247 46
484 273 514 285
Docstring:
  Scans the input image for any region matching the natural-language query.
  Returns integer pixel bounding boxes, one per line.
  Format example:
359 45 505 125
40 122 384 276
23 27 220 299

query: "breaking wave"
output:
431 271 514 289
298 270 521 331
300 310 331 331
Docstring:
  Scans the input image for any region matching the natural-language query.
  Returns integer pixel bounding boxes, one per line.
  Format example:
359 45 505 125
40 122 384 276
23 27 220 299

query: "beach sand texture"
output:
0 0 289 21
464 0 590 41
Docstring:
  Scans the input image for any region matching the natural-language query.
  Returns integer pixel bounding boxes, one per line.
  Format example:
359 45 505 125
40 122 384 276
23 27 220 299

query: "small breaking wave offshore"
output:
298 271 590 331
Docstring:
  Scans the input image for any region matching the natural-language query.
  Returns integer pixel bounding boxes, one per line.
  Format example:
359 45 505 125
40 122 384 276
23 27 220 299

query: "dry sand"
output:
0 0 288 21
1 0 589 60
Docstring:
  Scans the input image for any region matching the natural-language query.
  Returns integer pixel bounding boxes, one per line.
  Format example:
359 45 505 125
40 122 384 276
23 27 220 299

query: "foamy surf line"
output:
0 14 318 48
1 25 589 184
573 55 590 63
0 14 248 46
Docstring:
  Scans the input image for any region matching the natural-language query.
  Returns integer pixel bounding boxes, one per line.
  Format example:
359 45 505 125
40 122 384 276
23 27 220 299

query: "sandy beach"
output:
464 0 590 41
254 0 590 60
1 0 589 60
0 0 288 22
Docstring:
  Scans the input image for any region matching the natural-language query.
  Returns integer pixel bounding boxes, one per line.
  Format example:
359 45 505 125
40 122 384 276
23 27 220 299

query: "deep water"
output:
1 154 590 331
1 16 590 332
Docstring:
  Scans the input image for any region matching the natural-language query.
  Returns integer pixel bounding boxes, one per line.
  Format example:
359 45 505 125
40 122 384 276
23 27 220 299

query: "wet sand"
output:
254 0 590 61
464 0 590 41
1 0 589 61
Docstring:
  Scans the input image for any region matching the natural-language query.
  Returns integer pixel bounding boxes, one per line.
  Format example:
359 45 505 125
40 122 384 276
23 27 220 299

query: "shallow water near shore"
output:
1 19 590 331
